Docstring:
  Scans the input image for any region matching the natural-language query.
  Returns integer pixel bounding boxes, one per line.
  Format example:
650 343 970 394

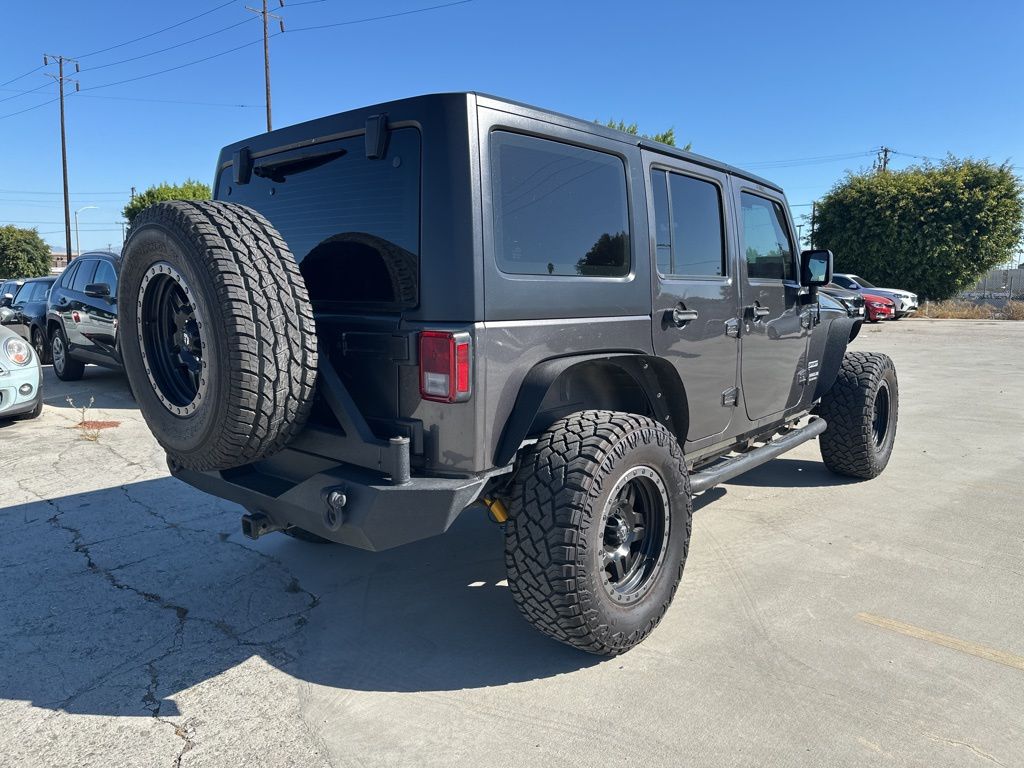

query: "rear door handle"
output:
670 306 699 326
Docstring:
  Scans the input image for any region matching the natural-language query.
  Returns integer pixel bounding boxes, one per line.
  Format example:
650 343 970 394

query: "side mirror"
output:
800 249 833 289
0 293 13 308
84 282 111 298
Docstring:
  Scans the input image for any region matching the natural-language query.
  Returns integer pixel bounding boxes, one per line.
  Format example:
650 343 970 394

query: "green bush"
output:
0 225 52 279
123 179 211 225
814 159 1023 299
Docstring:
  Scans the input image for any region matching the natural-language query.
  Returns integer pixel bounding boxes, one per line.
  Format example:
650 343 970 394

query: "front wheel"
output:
504 411 692 655
51 326 85 381
818 351 898 479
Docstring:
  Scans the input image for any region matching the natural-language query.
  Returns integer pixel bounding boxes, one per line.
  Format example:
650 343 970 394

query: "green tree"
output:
814 158 1023 299
600 119 692 151
123 179 212 224
0 225 51 280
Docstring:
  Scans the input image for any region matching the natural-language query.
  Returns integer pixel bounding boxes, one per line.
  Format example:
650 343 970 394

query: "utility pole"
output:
810 202 817 248
43 54 79 262
876 146 892 172
246 0 284 132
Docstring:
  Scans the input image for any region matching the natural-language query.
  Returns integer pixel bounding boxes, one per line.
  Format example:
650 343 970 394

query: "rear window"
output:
491 131 630 278
217 127 421 310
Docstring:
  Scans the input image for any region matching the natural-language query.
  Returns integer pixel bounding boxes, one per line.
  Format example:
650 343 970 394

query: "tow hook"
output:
324 488 347 531
241 512 284 540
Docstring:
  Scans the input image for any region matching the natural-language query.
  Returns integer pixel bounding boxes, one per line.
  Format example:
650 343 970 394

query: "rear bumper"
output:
172 455 494 551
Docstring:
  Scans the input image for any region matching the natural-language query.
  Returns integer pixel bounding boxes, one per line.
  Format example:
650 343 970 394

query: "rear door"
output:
644 152 739 441
81 259 119 360
63 259 99 355
734 186 808 421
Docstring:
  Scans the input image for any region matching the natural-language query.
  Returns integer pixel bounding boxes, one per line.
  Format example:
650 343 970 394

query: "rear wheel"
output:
504 411 692 655
31 327 50 365
818 351 898 479
51 326 85 381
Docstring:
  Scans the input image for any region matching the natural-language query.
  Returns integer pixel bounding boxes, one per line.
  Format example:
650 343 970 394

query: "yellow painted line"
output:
856 612 1024 672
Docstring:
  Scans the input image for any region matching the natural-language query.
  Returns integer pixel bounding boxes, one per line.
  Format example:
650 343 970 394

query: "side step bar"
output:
689 417 827 494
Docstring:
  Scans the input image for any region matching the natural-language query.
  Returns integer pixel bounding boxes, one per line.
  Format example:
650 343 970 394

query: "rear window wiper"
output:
253 147 347 182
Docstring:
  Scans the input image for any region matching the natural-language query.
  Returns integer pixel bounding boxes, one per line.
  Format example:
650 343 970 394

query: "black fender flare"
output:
494 353 689 467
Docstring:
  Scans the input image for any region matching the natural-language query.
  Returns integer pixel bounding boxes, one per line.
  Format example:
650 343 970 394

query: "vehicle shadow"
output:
723 457 857 488
39 365 136 411
0 477 600 717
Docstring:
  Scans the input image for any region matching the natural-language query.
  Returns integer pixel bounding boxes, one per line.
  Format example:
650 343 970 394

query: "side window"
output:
93 261 117 292
59 262 80 289
740 192 795 281
491 131 630 277
71 260 98 292
650 168 725 277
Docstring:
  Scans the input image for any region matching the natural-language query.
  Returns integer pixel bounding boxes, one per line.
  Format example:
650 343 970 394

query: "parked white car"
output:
0 324 43 421
832 273 918 318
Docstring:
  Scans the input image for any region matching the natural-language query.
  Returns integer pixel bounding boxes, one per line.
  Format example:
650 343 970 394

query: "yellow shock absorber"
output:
481 497 509 524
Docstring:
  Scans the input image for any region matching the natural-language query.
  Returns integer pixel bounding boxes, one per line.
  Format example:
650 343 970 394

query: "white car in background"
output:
0 324 43 421
832 273 919 318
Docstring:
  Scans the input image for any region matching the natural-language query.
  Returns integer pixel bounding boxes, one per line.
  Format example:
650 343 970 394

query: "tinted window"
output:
491 131 630 277
832 275 854 289
16 281 53 303
651 169 725 277
848 274 874 288
59 262 79 289
71 260 98 292
218 127 420 309
93 261 117 292
741 193 795 281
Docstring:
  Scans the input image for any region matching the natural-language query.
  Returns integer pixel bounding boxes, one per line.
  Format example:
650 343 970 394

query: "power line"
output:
73 0 239 59
0 65 44 89
0 188 126 195
81 17 257 73
77 93 261 108
0 97 59 121
0 81 49 104
288 0 475 32
81 35 272 92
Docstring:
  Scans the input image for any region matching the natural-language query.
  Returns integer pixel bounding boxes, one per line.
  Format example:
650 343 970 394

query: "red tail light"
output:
419 331 472 403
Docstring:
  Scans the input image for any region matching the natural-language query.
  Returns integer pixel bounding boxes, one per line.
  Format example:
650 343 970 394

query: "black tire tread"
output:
51 325 85 381
123 200 317 471
504 410 691 655
817 351 897 479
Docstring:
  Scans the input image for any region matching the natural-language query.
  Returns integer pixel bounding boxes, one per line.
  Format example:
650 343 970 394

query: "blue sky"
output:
1 0 1022 254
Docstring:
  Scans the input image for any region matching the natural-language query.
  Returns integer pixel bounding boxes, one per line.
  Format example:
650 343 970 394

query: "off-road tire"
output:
50 325 85 381
818 351 898 479
504 410 692 655
119 201 317 472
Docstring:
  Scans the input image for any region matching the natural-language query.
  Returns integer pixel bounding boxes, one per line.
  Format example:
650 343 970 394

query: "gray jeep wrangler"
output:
119 92 897 655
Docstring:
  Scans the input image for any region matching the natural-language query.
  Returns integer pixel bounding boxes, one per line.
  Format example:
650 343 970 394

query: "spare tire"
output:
119 201 317 471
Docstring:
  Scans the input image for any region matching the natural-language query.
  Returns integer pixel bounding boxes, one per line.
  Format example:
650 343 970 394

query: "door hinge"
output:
725 318 741 338
797 369 808 385
722 387 739 407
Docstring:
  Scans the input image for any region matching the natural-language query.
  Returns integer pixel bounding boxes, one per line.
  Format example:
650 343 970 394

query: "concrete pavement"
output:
1 320 1022 767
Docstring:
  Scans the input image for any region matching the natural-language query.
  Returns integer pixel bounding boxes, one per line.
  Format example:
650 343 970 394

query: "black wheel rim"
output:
600 465 671 604
137 262 208 416
872 379 891 449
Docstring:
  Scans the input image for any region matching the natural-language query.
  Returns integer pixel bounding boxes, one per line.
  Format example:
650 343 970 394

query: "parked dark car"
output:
1 278 25 306
820 282 866 319
2 276 56 363
45 250 122 381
